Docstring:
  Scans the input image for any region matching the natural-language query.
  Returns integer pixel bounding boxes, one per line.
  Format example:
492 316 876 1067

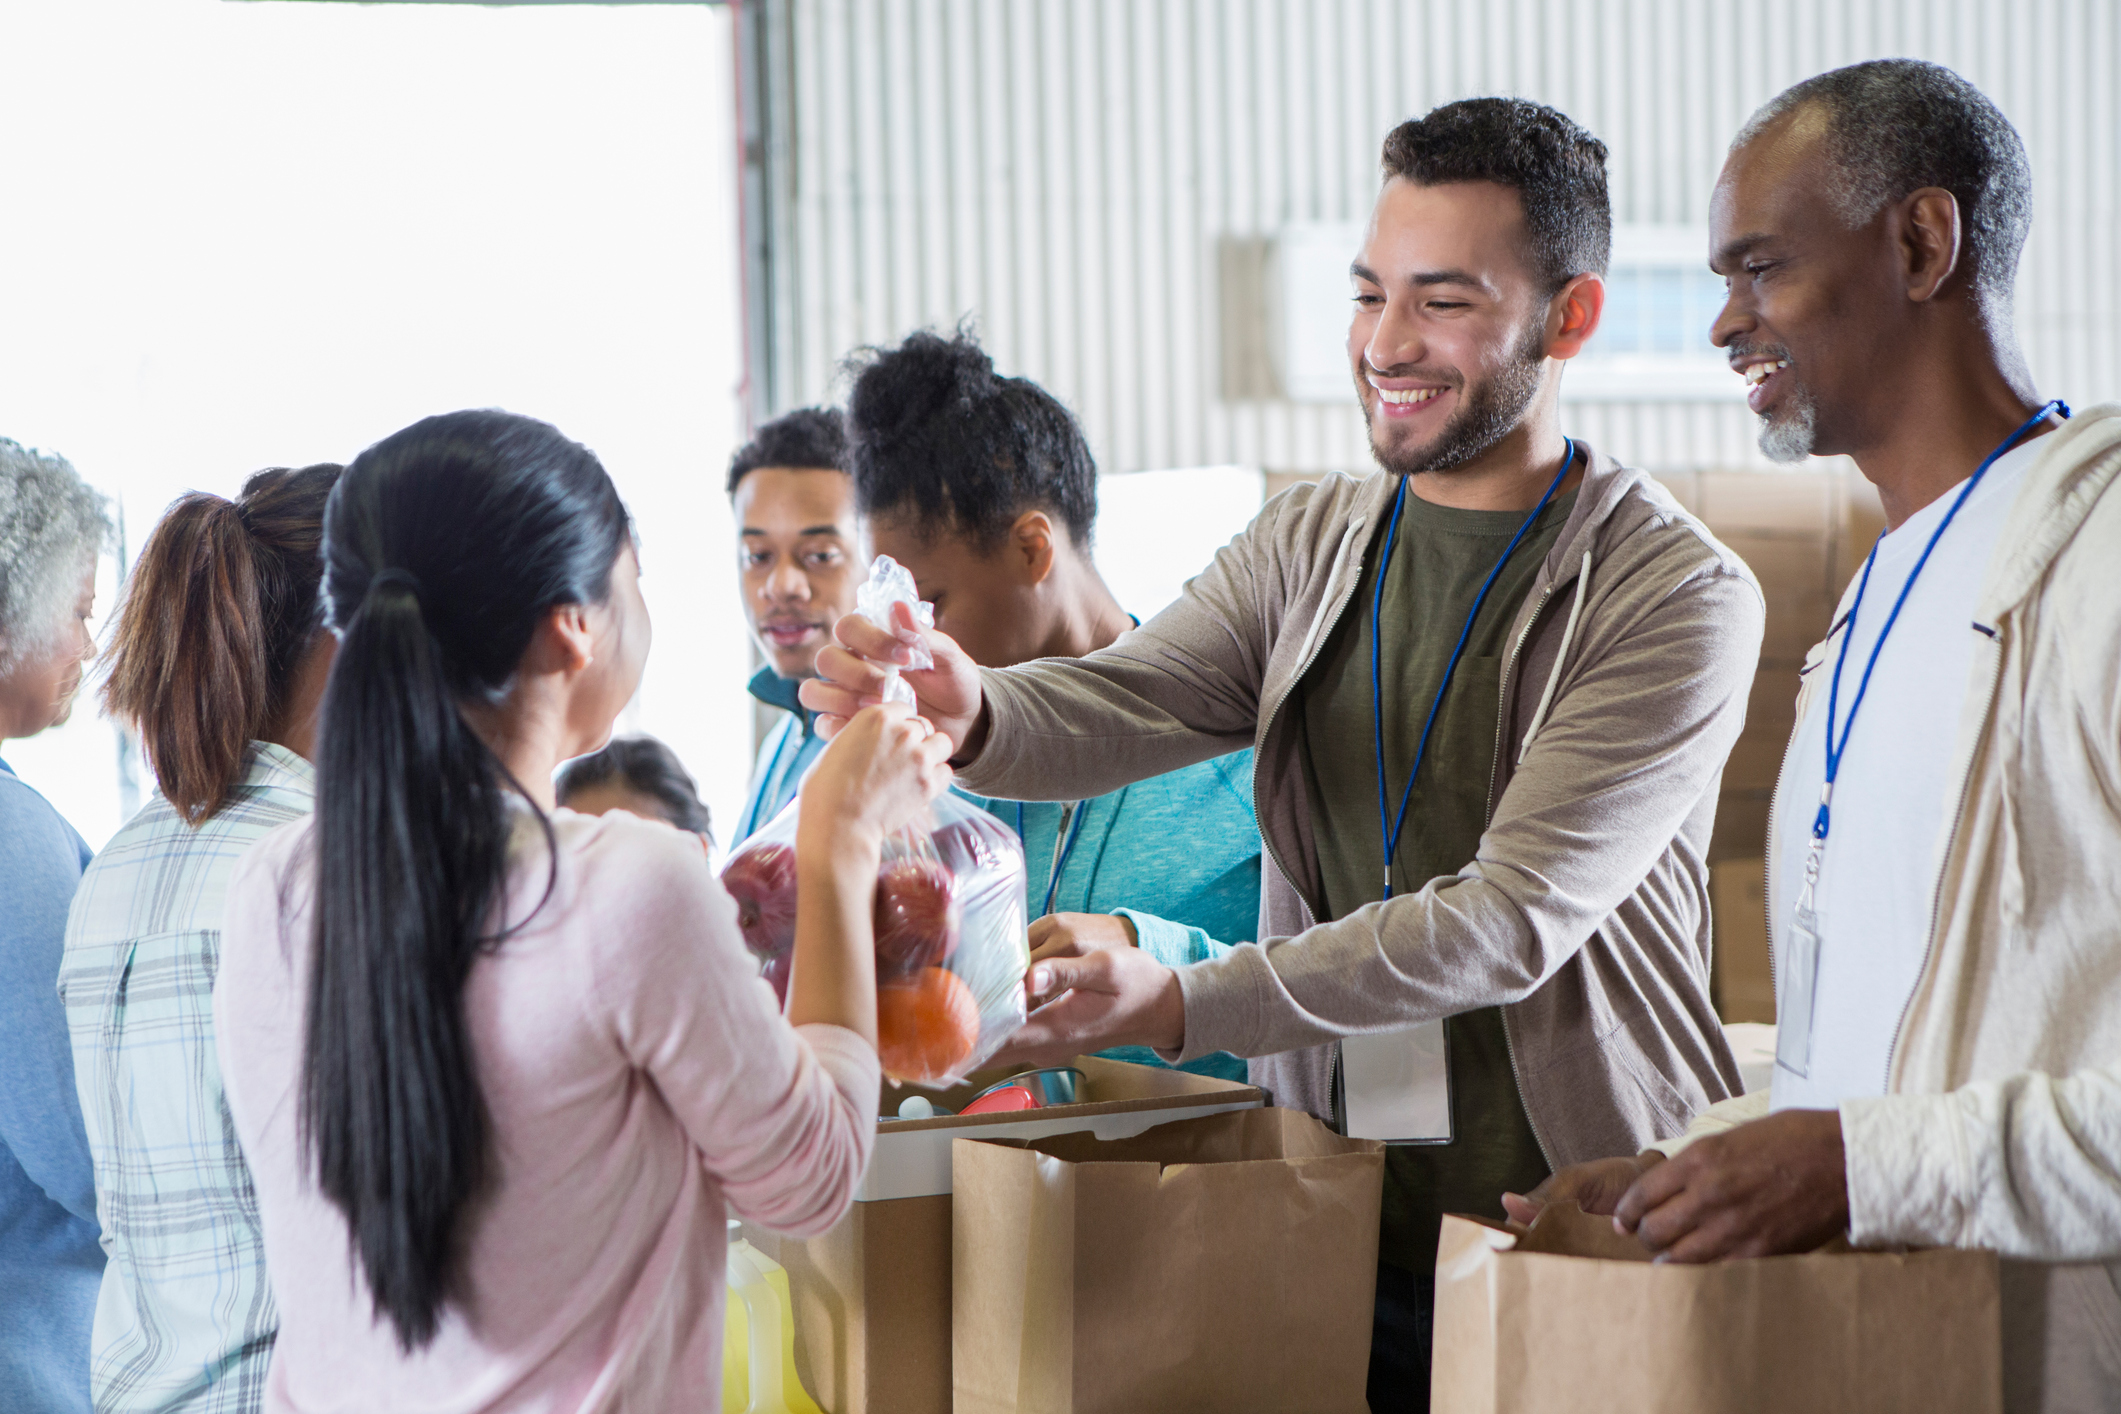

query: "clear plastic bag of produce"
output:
721 552 1026 1085
721 793 1030 1085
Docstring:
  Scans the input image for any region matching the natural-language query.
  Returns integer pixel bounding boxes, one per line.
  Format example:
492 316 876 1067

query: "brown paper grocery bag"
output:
1431 1202 2002 1414
952 1107 1385 1414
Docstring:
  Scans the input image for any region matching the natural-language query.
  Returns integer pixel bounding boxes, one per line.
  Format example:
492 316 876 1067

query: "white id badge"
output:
1777 903 1822 1078
1341 1020 1452 1143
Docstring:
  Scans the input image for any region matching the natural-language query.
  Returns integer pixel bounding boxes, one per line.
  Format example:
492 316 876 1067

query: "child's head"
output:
557 734 712 841
843 328 1100 668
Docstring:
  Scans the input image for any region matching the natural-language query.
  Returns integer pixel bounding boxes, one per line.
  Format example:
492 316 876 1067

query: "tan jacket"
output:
1661 403 2121 1411
960 446 1762 1170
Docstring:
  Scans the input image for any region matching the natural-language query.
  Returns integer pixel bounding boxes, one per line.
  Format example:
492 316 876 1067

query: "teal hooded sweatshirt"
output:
957 749 1259 1082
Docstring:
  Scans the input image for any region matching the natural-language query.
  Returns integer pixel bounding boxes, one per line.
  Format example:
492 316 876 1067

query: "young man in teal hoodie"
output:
842 328 1257 1082
727 408 863 844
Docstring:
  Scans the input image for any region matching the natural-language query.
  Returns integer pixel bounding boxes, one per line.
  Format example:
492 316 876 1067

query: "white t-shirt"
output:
1767 436 2042 1111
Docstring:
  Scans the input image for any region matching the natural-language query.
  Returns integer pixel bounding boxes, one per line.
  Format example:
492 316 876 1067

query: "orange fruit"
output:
876 966 980 1083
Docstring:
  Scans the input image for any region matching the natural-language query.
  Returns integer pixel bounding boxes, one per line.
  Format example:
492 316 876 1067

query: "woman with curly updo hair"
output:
0 434 111 1414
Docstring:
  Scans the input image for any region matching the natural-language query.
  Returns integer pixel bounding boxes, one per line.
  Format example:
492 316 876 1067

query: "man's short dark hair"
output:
1381 98 1611 293
1736 60 2031 314
556 734 713 839
726 406 847 496
842 327 1096 552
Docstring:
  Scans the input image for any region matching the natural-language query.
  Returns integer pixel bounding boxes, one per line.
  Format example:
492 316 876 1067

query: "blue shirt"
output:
733 667 828 845
958 749 1260 1082
0 757 104 1414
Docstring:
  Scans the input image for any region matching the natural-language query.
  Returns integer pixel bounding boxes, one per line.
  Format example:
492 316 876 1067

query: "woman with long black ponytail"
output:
215 411 951 1411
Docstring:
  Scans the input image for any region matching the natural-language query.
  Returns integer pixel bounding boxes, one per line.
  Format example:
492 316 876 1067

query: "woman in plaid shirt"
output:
59 463 340 1414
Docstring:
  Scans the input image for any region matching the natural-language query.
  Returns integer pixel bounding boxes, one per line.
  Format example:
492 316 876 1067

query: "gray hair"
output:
1734 59 2032 315
0 438 113 672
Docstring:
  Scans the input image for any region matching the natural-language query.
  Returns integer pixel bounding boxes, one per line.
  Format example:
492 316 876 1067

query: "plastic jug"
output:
723 1223 825 1414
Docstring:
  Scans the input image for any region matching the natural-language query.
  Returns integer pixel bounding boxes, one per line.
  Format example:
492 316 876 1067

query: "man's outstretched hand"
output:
988 947 1187 1070
798 602 988 758
1611 1108 1848 1262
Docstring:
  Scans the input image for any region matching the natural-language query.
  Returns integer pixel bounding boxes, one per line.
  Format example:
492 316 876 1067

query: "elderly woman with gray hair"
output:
0 434 111 1414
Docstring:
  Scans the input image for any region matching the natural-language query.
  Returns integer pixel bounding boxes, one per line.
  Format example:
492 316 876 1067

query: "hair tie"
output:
368 567 423 602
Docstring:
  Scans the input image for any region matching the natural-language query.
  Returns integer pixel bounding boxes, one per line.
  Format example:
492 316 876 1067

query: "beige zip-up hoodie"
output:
960 445 1762 1170
1660 403 2121 1411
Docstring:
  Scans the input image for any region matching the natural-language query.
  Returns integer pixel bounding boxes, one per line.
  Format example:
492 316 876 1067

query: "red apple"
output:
874 856 960 982
722 841 797 961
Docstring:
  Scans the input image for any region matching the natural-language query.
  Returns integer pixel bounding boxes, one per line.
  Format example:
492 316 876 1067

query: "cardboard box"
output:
1653 469 1701 515
1688 466 1855 884
1696 468 1839 536
952 1108 1385 1414
1749 581 1838 661
1708 789 1770 863
1718 728 1794 797
1843 473 1889 570
1741 662 1801 741
1716 530 1832 598
740 1057 1263 1414
1711 856 1773 1024
1431 1203 2001 1413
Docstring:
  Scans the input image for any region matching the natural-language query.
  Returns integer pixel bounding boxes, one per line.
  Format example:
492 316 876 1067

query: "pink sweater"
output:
214 808 878 1413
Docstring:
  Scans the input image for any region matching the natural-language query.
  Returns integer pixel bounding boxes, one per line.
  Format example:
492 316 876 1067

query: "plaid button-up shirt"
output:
60 744 314 1414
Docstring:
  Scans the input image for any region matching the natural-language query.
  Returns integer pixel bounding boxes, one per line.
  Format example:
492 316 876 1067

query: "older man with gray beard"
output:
1516 59 2121 1413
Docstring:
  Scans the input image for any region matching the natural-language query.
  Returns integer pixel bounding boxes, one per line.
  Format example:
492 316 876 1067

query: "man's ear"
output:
1898 187 1963 303
523 602 598 676
1009 510 1059 587
1546 272 1605 360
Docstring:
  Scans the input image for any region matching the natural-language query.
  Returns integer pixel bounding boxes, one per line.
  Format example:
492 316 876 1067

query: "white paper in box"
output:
860 1056 1264 1201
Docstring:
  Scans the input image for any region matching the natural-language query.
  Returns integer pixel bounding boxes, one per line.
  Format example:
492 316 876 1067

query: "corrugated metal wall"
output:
737 0 2119 474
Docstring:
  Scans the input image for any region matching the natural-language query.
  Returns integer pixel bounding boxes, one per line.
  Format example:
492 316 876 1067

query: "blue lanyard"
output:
1814 400 2067 843
740 720 799 839
1015 799 1091 917
1372 440 1575 900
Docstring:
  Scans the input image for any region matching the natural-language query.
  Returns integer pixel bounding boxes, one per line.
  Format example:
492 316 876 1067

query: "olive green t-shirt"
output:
1295 483 1575 1274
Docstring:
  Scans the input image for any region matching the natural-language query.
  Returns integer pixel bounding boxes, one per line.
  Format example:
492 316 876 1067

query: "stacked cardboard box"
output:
740 1057 1263 1414
1658 462 1886 1023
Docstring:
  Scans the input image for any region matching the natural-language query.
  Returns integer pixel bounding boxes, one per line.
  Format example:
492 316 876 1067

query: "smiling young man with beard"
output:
727 407 864 843
804 98 1764 1409
1514 61 2121 1411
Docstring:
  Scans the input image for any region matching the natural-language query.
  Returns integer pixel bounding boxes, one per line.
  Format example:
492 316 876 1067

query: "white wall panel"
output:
739 0 2120 474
